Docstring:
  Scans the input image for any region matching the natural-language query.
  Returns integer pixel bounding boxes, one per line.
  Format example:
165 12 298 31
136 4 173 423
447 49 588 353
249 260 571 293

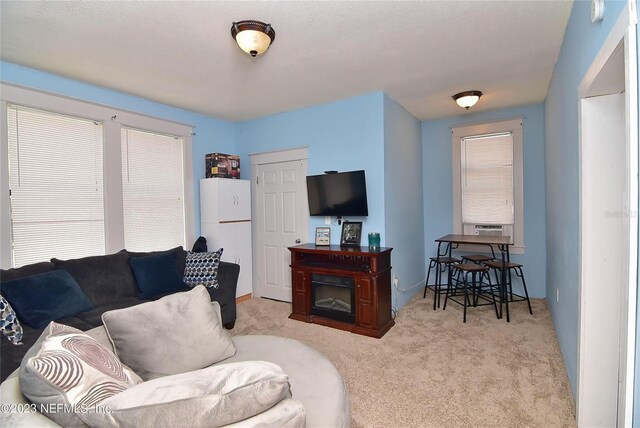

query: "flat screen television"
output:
306 170 369 217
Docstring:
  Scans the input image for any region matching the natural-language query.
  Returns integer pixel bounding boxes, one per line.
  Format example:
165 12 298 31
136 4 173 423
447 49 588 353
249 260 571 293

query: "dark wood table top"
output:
288 243 393 255
435 234 512 246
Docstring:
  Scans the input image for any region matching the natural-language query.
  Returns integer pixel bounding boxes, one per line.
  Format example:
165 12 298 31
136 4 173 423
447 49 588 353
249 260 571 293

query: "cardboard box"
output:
205 153 240 179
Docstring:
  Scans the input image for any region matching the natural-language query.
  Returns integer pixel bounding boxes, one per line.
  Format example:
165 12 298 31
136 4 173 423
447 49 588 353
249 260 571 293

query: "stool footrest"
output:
429 257 460 263
452 263 489 272
484 261 522 269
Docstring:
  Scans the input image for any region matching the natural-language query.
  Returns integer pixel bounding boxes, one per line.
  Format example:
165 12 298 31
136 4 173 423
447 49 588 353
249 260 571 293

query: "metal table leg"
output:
498 243 510 322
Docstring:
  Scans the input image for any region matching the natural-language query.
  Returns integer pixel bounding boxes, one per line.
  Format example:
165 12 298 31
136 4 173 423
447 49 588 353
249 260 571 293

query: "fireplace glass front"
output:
311 273 355 324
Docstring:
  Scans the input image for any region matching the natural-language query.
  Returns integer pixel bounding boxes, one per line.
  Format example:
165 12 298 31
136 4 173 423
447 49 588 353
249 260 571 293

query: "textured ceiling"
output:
0 1 573 122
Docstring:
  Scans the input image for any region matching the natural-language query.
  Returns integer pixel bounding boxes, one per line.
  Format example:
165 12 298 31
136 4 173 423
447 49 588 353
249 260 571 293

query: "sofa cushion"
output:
0 261 55 282
1 270 92 329
19 322 142 428
128 251 190 299
83 361 292 428
183 248 224 289
102 285 235 380
226 335 351 428
127 246 187 276
75 297 148 328
224 399 306 428
52 251 138 306
0 294 23 345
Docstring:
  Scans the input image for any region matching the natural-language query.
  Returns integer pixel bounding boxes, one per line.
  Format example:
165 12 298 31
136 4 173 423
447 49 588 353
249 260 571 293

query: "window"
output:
7 106 105 266
461 133 513 225
452 118 524 252
1 84 195 268
121 128 185 252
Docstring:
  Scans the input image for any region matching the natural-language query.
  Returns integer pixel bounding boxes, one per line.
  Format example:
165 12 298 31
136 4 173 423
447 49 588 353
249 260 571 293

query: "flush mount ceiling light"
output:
452 90 483 110
231 20 276 57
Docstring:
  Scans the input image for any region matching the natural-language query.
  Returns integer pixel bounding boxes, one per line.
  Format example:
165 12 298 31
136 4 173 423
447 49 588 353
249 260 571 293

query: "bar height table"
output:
434 234 513 321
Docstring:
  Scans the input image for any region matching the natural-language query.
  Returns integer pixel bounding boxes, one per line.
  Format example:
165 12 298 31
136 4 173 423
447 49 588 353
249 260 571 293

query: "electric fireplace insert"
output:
311 273 356 324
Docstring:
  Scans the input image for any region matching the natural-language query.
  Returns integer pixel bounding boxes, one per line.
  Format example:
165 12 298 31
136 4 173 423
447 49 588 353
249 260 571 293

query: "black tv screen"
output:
306 170 369 216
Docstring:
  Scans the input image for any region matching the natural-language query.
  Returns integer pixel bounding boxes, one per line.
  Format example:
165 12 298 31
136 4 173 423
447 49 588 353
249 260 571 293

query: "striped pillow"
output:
19 322 142 427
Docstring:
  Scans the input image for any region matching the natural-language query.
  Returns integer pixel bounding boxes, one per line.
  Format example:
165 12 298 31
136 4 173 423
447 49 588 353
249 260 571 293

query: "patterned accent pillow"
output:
183 248 224 289
19 322 142 427
0 294 23 345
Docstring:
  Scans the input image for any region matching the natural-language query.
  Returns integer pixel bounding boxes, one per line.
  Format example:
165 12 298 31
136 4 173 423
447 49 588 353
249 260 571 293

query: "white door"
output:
253 158 308 302
579 93 626 427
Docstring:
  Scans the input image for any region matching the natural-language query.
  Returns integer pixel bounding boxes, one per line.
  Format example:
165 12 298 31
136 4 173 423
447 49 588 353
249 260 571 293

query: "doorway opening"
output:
577 7 638 426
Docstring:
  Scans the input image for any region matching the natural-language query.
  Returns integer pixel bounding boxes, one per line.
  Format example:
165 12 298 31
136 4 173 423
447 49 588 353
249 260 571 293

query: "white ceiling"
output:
0 1 573 122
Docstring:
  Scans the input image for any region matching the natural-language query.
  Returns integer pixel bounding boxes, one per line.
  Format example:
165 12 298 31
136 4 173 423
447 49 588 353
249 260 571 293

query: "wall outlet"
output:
393 273 399 287
324 216 331 225
556 288 560 303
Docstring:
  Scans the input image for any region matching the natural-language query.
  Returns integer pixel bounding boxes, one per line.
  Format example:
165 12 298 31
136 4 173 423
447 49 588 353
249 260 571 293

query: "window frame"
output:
0 83 195 268
451 117 525 254
120 126 187 252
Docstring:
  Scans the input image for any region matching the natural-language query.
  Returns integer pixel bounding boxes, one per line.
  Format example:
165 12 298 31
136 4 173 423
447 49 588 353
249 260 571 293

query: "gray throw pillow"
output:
83 361 293 428
19 322 142 428
101 285 236 380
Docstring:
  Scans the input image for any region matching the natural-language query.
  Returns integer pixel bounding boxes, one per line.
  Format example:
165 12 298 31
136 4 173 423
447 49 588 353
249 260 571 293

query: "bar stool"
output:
484 260 533 318
461 254 493 264
423 256 460 310
444 263 499 323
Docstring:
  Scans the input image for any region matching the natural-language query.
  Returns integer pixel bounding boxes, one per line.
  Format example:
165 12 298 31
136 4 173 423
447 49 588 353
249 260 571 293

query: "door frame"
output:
577 2 638 425
250 146 309 299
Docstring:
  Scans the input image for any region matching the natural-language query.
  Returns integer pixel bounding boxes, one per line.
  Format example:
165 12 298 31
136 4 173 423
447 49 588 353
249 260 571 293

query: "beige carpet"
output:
231 292 576 428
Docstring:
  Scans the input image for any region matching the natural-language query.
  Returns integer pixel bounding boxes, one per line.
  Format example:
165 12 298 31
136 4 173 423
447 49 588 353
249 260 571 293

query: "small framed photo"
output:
340 221 362 247
315 227 331 246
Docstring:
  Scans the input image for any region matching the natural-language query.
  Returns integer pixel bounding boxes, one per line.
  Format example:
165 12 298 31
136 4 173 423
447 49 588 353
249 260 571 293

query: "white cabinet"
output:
201 222 253 297
201 178 251 223
219 179 251 222
200 178 253 298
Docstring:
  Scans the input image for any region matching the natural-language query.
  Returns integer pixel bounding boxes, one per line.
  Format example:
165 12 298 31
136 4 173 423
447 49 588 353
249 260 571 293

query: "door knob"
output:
295 239 301 244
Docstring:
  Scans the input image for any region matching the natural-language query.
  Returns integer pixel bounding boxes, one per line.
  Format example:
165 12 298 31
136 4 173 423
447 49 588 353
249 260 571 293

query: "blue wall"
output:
0 61 236 237
544 0 628 397
234 92 386 244
422 103 547 299
383 95 425 309
235 92 429 310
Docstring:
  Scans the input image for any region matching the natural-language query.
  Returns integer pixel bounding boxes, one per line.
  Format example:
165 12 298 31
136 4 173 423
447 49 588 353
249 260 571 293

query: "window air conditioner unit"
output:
475 225 503 236
463 223 513 239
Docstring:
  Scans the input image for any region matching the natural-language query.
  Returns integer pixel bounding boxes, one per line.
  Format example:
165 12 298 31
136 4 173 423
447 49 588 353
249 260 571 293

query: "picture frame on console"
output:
315 227 331 246
340 221 362 247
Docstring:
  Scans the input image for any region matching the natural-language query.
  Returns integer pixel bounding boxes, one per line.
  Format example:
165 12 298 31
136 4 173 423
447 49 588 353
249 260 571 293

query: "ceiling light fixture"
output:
231 20 276 57
452 90 483 110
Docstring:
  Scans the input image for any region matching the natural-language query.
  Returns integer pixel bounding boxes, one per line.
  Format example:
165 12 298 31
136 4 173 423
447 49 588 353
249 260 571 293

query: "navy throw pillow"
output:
129 251 190 299
0 269 92 329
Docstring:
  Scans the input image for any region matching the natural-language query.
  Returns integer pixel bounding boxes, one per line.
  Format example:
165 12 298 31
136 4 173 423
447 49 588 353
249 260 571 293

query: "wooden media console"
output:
288 244 394 338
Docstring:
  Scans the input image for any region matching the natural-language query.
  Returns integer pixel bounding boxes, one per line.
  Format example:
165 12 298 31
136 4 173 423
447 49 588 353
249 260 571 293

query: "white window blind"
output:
7 105 105 267
121 127 185 252
460 132 514 225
